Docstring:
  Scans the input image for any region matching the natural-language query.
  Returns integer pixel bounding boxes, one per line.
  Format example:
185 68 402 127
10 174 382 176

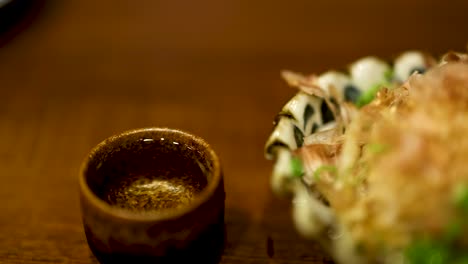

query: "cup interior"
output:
82 128 215 213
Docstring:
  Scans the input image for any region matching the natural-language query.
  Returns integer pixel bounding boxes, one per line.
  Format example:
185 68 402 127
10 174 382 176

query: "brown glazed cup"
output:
79 128 225 264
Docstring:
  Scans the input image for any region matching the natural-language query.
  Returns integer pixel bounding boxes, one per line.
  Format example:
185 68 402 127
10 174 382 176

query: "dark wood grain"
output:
0 0 467 263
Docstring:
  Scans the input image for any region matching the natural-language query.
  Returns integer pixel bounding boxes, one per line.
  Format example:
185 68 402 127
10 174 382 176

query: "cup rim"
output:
79 127 223 222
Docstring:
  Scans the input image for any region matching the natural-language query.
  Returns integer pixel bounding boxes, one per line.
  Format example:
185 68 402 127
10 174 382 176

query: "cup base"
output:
85 213 225 264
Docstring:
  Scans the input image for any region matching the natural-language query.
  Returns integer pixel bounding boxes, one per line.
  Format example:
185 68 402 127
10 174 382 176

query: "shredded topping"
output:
289 53 468 261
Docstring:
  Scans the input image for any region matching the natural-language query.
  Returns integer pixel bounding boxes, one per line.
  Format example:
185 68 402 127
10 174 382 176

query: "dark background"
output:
0 0 467 263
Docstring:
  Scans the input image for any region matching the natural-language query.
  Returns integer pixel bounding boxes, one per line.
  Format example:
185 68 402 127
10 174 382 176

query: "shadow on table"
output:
260 193 335 263
224 207 252 250
0 0 45 47
85 207 251 264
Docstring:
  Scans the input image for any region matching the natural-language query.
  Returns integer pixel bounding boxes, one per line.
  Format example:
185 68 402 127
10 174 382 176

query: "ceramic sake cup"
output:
79 128 225 264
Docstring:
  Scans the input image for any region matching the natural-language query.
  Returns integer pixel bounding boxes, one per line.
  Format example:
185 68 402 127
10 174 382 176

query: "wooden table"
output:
0 1 466 263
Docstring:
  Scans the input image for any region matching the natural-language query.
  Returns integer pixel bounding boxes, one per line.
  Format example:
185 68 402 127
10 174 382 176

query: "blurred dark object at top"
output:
0 0 44 46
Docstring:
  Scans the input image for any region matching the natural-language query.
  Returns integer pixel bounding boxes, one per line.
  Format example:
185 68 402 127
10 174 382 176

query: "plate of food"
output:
264 49 468 264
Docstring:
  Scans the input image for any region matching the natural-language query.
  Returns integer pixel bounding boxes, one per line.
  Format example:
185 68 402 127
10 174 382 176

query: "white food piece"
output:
271 149 294 196
394 51 426 82
316 71 352 101
292 182 334 238
350 57 390 90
